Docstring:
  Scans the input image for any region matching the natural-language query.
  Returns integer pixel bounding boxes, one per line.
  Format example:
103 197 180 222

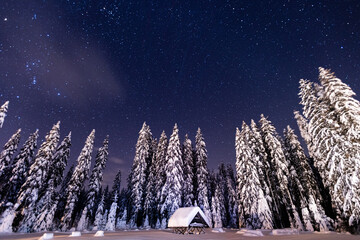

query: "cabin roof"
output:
168 207 211 228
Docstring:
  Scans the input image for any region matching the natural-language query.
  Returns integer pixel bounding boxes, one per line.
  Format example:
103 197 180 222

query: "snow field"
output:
1 229 360 240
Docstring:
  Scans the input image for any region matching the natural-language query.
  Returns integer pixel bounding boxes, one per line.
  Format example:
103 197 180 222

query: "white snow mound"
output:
212 228 225 233
236 228 247 234
314 231 335 234
236 229 263 237
271 228 299 235
69 231 81 237
38 233 54 240
94 231 104 237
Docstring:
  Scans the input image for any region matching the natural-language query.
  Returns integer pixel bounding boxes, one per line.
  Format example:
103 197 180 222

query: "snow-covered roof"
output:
168 207 211 228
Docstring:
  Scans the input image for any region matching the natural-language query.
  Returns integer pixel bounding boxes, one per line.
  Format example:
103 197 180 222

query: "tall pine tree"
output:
226 164 238 228
60 129 95 231
49 132 71 188
105 193 118 231
182 134 194 207
93 194 105 231
259 115 303 230
318 68 360 228
159 124 183 227
144 137 159 228
235 123 273 229
32 179 58 232
283 125 332 231
298 68 360 230
0 101 9 128
32 132 71 232
129 122 153 227
0 129 21 183
54 164 74 227
195 128 211 224
111 170 121 199
212 185 223 229
77 136 109 231
153 131 168 227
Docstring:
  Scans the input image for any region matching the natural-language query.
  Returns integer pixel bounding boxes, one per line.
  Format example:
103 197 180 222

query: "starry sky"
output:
0 0 360 186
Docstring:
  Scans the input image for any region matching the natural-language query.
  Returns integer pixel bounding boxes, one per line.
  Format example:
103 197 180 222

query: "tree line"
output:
0 67 359 233
0 107 237 232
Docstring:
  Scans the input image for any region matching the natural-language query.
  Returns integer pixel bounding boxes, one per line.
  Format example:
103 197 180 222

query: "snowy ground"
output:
0 229 359 240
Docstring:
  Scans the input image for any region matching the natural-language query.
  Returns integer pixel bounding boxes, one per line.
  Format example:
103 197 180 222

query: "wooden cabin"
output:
168 207 211 234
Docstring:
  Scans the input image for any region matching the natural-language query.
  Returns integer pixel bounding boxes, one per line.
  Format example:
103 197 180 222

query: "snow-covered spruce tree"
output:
143 137 159 229
258 115 304 230
318 67 360 141
152 131 168 227
105 192 118 231
77 136 109 231
194 128 212 225
32 132 72 232
0 129 21 184
14 122 60 233
117 188 127 217
112 172 122 228
0 101 9 128
111 170 121 199
298 79 335 183
60 129 95 231
129 122 153 227
283 125 332 231
207 170 216 222
297 79 335 199
159 124 183 227
299 68 360 230
250 120 273 192
212 185 223 229
143 137 158 228
0 130 38 207
182 134 194 207
298 78 345 224
216 164 228 226
116 208 127 229
49 132 71 188
103 185 112 212
281 126 310 230
93 194 105 231
54 165 74 227
298 79 333 170
249 120 274 224
318 68 360 228
143 181 154 229
32 179 58 232
235 123 273 229
226 164 238 228
293 109 329 206
101 210 108 231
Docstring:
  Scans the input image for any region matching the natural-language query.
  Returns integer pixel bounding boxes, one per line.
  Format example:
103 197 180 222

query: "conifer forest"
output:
0 68 359 234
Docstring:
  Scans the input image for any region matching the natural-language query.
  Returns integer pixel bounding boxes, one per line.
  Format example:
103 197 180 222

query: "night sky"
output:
0 1 360 186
